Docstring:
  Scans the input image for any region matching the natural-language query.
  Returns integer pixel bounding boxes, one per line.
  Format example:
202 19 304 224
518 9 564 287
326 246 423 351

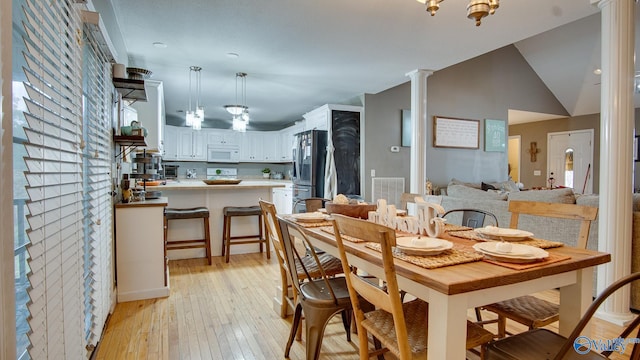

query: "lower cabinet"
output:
272 185 293 214
115 198 169 302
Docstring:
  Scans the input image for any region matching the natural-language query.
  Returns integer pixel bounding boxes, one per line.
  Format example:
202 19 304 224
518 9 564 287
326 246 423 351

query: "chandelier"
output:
225 72 250 132
417 0 500 26
185 66 204 130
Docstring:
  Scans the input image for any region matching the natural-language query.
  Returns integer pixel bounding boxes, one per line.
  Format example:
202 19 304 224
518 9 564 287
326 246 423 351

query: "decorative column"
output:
594 0 635 325
405 69 433 194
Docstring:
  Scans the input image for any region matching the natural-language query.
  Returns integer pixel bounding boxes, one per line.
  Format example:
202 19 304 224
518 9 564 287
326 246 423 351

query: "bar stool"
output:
222 205 269 263
164 207 212 265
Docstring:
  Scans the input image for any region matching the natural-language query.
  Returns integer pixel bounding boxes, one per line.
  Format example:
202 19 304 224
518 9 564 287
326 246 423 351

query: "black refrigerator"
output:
292 130 327 211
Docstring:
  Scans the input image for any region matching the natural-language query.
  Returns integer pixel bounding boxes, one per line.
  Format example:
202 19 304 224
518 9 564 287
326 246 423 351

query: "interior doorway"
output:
547 129 594 194
508 135 521 182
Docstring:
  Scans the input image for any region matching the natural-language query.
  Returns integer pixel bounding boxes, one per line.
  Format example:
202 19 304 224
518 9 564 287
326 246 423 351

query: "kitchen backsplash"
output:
162 161 292 179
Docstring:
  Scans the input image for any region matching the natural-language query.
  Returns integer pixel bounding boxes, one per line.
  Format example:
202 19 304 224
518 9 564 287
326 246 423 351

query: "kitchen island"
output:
145 180 287 261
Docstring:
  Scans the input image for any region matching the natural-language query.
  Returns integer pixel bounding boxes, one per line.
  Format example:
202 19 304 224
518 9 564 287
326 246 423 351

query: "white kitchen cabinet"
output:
176 127 206 161
262 132 280 162
115 198 169 302
207 129 239 147
272 185 293 214
278 124 303 162
163 125 179 160
240 131 264 161
132 80 165 152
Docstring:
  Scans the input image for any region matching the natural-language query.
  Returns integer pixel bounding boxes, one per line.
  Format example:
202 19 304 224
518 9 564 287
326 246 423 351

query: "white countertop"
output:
144 180 289 190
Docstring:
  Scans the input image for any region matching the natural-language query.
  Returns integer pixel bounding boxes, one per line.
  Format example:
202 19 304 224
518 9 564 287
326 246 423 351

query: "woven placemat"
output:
448 230 564 249
284 216 333 228
365 243 484 269
319 226 367 243
444 224 473 232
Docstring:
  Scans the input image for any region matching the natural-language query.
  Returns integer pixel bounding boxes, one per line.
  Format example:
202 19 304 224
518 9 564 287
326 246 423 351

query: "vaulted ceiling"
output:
106 0 637 130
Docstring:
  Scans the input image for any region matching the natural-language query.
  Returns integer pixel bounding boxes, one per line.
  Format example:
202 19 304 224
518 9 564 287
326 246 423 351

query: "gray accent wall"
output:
362 45 569 200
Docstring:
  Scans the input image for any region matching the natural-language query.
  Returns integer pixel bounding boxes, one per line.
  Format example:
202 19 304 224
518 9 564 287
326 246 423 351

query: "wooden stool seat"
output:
164 207 212 265
222 205 269 263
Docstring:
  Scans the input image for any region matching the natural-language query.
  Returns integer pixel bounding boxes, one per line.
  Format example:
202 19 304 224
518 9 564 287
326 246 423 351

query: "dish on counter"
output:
473 242 548 263
202 179 242 185
474 226 533 241
290 212 328 223
395 236 453 256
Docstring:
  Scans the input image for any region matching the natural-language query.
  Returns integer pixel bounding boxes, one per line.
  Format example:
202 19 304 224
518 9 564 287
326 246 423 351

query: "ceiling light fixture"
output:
225 72 250 131
186 66 204 130
417 0 499 26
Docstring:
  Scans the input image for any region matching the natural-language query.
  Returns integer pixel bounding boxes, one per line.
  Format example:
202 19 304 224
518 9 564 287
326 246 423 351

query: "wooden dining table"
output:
277 215 611 359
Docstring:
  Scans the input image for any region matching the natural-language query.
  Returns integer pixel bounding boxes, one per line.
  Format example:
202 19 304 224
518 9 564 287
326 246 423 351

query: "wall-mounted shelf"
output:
114 135 147 147
113 78 147 102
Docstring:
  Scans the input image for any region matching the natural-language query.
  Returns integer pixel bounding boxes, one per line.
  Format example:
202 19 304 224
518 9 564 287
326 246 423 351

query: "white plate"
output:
474 226 534 241
473 242 548 263
290 212 327 223
395 237 453 256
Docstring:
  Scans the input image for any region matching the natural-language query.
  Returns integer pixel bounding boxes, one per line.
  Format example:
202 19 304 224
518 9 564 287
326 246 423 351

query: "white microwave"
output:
207 145 240 163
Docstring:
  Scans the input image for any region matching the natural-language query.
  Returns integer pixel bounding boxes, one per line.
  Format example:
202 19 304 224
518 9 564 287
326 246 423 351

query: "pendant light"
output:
225 72 249 131
186 66 204 130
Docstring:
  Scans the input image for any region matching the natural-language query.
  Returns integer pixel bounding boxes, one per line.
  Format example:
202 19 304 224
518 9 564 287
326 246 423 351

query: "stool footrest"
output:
167 240 207 250
226 239 266 245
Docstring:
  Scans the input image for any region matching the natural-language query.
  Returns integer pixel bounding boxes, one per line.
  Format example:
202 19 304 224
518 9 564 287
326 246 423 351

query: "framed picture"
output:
484 119 506 152
635 135 639 162
401 109 411 147
433 116 479 149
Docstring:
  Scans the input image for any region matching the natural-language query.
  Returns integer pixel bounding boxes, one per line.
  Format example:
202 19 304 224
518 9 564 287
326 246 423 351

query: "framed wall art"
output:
433 116 479 149
484 119 506 152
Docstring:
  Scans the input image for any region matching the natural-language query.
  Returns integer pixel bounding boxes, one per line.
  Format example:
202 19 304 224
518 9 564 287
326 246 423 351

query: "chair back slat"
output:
508 200 597 249
400 192 423 211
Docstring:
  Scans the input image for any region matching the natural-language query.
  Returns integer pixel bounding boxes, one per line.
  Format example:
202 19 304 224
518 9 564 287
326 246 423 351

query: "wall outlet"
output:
371 169 376 177
534 170 541 176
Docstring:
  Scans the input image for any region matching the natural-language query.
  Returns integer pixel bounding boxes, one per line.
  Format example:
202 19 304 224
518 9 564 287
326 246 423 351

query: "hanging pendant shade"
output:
186 66 204 130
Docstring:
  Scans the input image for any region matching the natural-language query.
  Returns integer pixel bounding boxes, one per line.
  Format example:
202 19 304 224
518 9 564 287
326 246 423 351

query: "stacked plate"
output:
474 226 533 241
473 242 548 263
290 212 328 223
395 236 453 256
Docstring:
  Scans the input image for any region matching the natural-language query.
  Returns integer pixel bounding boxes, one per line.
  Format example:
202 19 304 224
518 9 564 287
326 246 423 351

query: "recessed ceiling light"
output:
226 52 239 59
593 68 602 75
153 42 167 48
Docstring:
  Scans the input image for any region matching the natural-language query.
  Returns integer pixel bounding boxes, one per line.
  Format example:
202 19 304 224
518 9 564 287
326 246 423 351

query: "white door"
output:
547 130 594 194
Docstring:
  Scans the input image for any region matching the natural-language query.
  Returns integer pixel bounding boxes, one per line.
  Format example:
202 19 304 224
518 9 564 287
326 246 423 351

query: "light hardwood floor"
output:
95 253 636 359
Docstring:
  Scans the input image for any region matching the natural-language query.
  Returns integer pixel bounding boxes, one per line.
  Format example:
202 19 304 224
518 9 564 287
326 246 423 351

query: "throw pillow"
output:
507 188 576 204
449 178 482 189
447 184 508 201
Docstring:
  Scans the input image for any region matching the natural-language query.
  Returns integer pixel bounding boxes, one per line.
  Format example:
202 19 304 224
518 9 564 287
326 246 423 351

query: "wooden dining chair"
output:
276 216 354 360
484 271 640 360
258 201 343 329
292 197 330 213
399 192 423 211
331 214 494 360
482 200 598 338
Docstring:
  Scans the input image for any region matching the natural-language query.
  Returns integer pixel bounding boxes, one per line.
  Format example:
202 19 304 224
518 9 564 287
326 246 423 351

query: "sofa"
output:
427 180 640 310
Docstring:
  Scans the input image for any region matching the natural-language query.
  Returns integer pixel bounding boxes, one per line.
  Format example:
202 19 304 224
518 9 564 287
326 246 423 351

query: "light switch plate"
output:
371 169 376 177
534 170 541 176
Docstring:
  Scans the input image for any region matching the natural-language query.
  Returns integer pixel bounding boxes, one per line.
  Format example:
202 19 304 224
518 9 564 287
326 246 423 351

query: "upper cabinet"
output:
207 130 239 147
279 123 304 162
176 127 206 161
303 104 362 132
131 80 165 152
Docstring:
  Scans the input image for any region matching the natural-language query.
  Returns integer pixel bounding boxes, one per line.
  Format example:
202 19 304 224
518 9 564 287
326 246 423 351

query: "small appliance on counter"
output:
162 164 179 180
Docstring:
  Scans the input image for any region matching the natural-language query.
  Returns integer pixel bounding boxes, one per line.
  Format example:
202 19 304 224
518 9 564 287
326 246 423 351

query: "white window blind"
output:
20 0 86 358
81 23 114 347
